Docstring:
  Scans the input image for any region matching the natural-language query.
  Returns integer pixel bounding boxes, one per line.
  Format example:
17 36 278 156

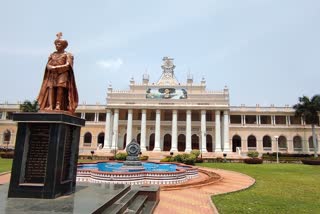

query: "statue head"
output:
54 32 68 51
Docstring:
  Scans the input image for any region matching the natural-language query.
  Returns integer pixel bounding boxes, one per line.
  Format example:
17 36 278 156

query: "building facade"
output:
1 57 319 155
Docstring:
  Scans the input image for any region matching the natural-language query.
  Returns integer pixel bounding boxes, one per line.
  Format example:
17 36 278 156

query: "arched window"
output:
178 134 186 152
97 132 105 149
137 133 141 145
308 136 314 150
293 136 302 151
163 134 171 151
192 134 199 150
3 130 11 144
206 135 213 152
278 136 287 151
148 134 155 151
247 135 256 150
84 132 92 146
123 134 127 149
232 135 241 152
263 135 272 151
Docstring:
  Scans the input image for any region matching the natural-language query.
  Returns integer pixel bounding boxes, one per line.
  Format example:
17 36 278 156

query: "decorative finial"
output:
56 32 63 40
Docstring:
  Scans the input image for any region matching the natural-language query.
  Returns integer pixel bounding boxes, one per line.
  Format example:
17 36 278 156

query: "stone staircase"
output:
97 185 159 214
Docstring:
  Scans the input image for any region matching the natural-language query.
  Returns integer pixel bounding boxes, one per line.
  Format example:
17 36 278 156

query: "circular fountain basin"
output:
77 162 198 185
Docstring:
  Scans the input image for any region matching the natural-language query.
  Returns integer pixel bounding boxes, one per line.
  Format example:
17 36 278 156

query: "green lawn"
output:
198 163 320 214
0 158 13 173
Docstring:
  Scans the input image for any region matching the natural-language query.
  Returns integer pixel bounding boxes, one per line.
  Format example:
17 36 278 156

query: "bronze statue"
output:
38 33 78 113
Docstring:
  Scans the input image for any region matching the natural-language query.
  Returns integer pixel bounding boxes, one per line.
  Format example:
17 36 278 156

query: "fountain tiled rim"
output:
77 161 199 185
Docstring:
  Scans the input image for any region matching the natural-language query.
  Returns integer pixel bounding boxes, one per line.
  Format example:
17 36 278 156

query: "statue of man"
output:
37 33 78 113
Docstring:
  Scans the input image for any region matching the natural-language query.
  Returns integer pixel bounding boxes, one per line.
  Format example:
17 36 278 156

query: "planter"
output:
244 158 263 164
301 159 320 165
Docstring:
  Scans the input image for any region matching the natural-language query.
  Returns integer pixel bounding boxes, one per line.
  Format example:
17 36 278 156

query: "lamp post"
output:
274 136 279 164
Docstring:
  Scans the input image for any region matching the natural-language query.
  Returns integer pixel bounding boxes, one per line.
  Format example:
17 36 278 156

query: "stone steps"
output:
97 185 159 214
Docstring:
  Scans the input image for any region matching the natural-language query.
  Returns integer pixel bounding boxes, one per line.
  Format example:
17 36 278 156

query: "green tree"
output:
19 100 39 112
293 95 320 158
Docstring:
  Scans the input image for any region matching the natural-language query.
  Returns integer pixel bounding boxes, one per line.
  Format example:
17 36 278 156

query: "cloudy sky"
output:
1 0 320 106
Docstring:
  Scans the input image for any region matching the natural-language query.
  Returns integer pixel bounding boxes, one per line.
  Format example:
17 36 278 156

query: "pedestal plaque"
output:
8 113 85 199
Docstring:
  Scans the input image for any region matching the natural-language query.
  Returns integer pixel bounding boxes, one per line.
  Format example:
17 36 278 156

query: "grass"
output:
198 163 320 214
0 158 13 173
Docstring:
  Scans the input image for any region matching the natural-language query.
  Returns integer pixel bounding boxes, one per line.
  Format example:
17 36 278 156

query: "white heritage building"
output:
1 57 319 156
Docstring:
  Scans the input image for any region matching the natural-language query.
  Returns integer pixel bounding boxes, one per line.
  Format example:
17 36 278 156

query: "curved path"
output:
154 167 255 214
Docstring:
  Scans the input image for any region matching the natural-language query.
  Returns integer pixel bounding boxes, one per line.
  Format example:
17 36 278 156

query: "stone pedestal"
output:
8 113 85 199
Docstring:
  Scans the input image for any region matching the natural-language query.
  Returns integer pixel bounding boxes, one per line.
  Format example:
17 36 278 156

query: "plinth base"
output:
8 113 85 199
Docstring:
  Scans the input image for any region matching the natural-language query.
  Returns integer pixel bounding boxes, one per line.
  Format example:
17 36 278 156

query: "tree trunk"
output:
311 124 318 158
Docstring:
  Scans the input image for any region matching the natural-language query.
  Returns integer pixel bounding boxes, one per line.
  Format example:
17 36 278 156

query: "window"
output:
293 136 302 151
275 116 286 125
98 113 106 122
3 130 11 144
84 132 92 146
230 115 241 124
6 112 13 120
85 113 95 121
290 116 301 125
260 115 271 124
245 115 256 124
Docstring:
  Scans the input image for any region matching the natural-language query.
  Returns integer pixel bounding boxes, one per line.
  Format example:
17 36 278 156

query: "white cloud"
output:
96 58 123 70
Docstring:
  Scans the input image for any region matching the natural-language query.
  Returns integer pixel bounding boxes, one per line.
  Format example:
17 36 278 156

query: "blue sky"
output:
1 0 320 106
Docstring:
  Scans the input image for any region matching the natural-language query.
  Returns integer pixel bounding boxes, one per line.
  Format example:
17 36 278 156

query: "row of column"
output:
103 109 231 153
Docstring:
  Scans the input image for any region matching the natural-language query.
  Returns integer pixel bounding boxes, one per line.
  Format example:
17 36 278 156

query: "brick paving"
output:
154 167 255 214
0 167 255 214
0 173 10 185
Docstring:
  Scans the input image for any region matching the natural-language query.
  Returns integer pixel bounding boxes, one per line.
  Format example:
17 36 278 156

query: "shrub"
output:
190 150 200 158
115 152 127 161
182 154 196 165
247 151 259 158
160 157 172 162
173 154 183 162
301 159 320 165
0 151 14 159
244 158 263 164
139 155 149 161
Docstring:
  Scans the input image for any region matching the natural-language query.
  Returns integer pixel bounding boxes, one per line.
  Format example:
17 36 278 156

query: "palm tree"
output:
19 100 39 112
293 95 320 158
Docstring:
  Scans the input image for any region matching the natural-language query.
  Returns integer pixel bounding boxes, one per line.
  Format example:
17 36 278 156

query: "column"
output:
171 110 178 152
126 109 133 147
111 109 119 150
103 109 112 150
223 111 231 152
153 109 161 151
94 112 98 122
215 110 222 152
185 110 192 152
140 109 147 151
201 110 207 153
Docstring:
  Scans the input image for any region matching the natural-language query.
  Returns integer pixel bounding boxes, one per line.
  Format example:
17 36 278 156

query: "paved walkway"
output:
0 173 10 185
0 168 255 214
154 167 255 214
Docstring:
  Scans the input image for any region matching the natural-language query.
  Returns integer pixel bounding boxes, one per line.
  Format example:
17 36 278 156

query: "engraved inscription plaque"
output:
24 124 50 183
61 126 73 181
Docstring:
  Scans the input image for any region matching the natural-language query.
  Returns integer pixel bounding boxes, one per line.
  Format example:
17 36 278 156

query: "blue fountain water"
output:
78 162 178 172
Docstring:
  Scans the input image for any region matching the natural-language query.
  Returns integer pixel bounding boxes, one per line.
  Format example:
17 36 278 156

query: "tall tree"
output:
293 95 320 158
19 100 39 112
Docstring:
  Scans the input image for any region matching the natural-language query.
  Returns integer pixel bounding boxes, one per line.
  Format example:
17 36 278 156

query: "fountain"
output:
120 139 145 172
77 140 199 185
